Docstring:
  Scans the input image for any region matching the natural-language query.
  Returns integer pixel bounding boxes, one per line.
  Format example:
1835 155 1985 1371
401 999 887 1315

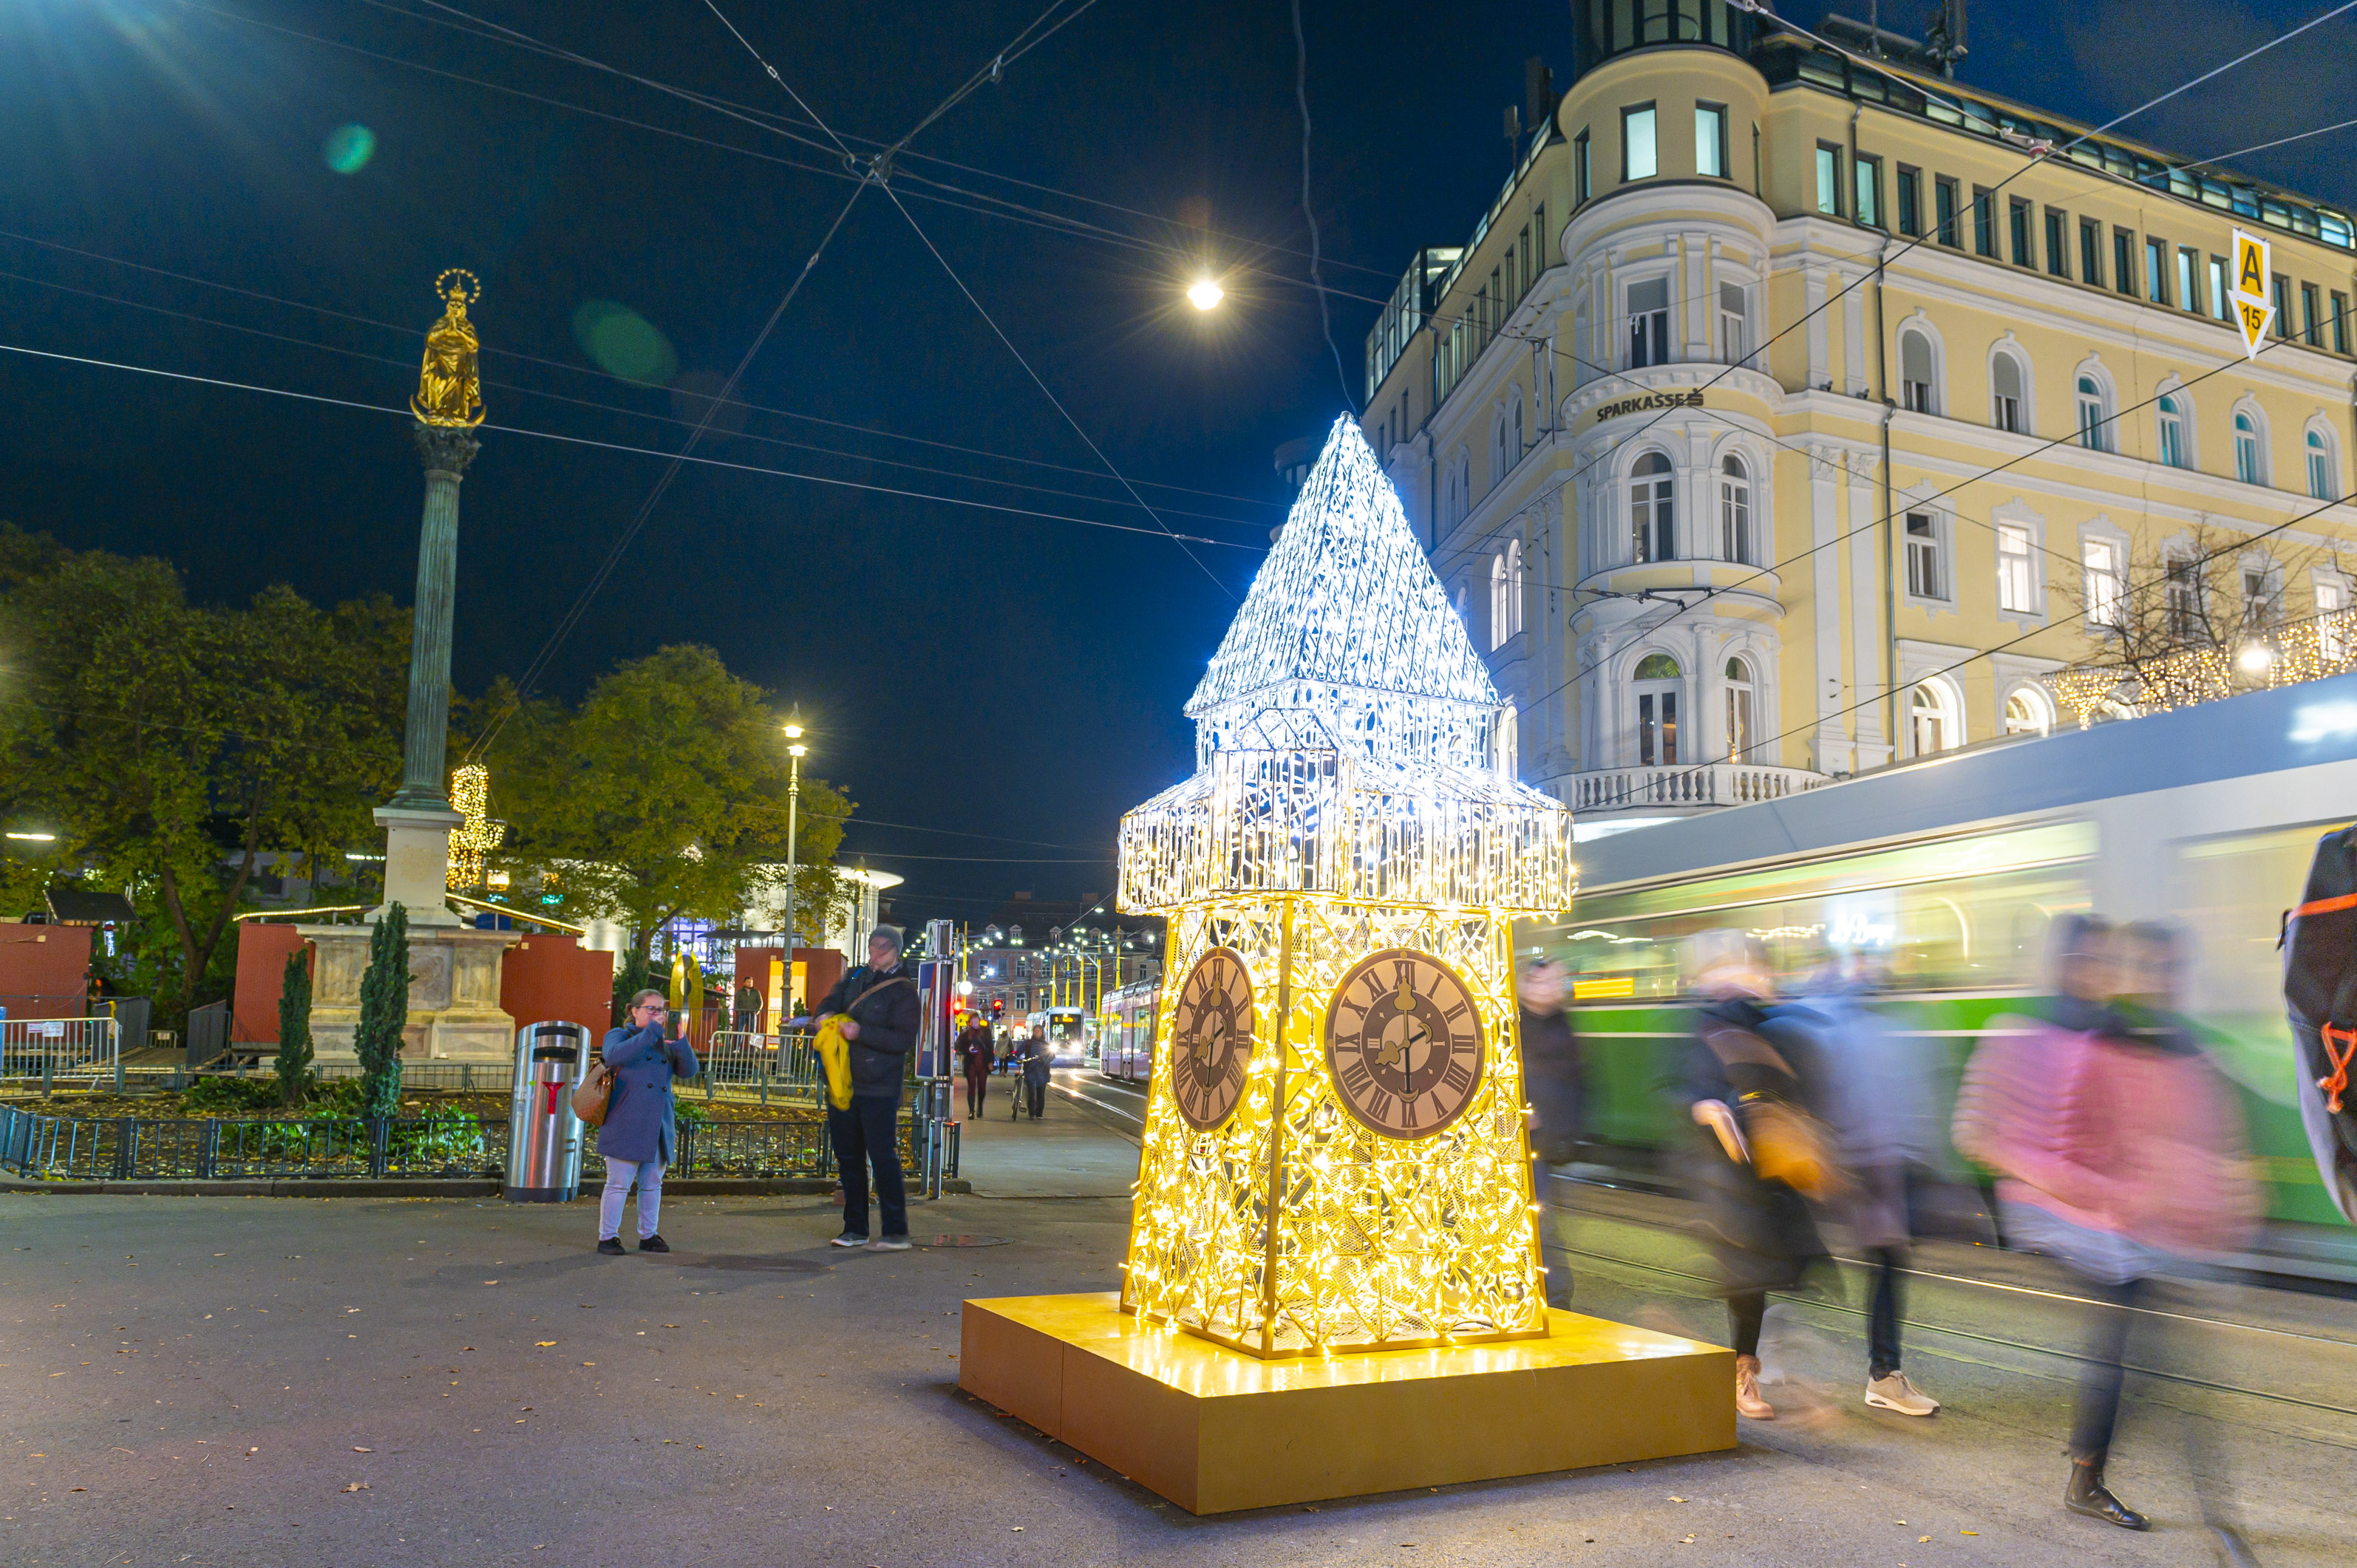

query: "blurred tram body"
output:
1100 978 1158 1084
1547 672 2357 1271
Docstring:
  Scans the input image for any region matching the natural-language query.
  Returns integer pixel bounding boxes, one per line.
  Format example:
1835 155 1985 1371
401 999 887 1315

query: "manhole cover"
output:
674 1254 827 1273
925 1235 1007 1248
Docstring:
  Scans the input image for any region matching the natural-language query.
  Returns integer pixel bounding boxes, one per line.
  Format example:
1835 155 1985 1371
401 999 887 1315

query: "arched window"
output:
1492 415 1509 488
2234 412 2264 485
1723 655 1756 763
1910 681 1961 755
1991 351 2026 433
1495 701 1519 780
2076 375 2109 452
1899 330 1937 414
1488 541 1523 648
2309 428 2339 501
2004 686 2053 737
2157 394 2189 468
1511 398 1525 464
1630 451 1675 563
1719 455 1753 563
1633 652 1681 766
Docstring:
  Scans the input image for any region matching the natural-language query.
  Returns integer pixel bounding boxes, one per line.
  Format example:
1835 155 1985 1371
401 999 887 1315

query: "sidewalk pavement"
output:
1 1077 2350 1567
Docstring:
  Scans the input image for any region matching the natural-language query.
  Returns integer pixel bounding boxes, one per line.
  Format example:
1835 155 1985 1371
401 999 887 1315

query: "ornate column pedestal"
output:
304 923 520 1065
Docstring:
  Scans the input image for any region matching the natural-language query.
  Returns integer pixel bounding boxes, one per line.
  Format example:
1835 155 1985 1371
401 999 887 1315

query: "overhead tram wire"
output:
1412 1 2357 620
0 339 1266 556
694 0 1239 601
0 267 1273 536
1290 0 1355 414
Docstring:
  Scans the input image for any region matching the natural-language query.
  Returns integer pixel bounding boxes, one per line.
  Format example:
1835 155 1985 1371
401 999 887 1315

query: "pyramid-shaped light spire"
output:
1186 416 1498 717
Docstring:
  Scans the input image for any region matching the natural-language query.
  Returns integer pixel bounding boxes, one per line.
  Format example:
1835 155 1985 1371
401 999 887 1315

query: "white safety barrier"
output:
1 1016 123 1084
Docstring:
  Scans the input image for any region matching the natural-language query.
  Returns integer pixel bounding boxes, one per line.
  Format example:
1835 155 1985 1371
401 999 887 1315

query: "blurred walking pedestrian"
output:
1799 952 1942 1417
814 927 921 1251
955 1015 993 1119
1020 1029 1050 1119
1679 931 1837 1421
1954 916 2259 1539
1520 956 1584 1309
595 989 698 1256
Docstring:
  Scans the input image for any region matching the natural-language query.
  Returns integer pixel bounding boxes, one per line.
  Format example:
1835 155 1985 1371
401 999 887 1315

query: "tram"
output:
1024 1006 1090 1064
1544 669 2357 1263
1099 978 1159 1084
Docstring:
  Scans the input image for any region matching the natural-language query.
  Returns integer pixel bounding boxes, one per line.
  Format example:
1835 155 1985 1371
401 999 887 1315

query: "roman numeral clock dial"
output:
1167 948 1255 1131
1322 949 1485 1140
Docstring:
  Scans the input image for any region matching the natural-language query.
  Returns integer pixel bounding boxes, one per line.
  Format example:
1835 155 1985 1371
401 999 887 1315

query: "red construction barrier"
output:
0 922 94 1021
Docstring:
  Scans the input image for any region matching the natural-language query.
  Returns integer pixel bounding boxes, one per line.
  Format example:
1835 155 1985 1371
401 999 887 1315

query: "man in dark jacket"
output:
1519 958 1582 1309
1020 1029 1051 1119
815 927 921 1250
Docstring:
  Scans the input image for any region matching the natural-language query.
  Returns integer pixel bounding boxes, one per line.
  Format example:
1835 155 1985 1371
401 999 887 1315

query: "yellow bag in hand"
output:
814 1017 853 1111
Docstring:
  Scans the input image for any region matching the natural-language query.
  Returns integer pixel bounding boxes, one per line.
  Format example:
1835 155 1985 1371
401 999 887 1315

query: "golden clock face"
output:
1322 948 1486 1139
1168 947 1255 1131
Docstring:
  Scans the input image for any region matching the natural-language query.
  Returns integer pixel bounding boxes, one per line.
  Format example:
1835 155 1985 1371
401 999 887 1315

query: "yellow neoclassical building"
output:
1364 2 2357 832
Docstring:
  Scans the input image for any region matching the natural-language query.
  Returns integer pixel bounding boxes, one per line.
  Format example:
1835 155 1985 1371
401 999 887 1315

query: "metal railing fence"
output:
701 1030 822 1096
0 1017 122 1088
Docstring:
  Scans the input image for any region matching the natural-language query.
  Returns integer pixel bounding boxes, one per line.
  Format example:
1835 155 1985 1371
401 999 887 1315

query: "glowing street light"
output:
1187 278 1224 311
5 831 57 842
2239 642 2276 674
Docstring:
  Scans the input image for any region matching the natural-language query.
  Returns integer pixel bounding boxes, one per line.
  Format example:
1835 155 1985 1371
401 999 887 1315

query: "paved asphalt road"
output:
3 1071 2352 1567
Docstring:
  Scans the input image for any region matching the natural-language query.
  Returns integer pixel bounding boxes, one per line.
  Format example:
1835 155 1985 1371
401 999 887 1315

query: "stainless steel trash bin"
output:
506 1020 590 1202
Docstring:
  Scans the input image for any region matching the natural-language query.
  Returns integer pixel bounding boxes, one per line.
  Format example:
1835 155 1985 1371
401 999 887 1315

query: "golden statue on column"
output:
412 269 486 429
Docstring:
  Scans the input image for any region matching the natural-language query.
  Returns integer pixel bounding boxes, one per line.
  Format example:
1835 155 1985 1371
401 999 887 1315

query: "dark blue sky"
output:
2 1 2350 925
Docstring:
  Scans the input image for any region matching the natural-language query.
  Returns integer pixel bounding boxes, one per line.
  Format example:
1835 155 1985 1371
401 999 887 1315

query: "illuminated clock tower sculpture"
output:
1117 416 1577 1357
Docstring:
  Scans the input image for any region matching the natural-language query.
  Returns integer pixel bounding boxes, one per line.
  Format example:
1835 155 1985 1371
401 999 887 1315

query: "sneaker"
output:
596 1238 626 1255
871 1236 913 1252
636 1235 670 1254
1865 1371 1939 1417
1735 1353 1775 1419
830 1232 871 1248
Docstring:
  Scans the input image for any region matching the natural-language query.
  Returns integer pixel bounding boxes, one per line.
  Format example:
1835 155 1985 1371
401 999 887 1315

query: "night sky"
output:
3 0 2350 927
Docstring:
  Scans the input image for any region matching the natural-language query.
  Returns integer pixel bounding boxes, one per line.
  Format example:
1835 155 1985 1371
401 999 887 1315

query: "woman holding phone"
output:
595 988 700 1255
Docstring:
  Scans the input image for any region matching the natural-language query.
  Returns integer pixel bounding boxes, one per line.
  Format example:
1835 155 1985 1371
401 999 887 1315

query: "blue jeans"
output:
599 1159 663 1241
830 1096 907 1239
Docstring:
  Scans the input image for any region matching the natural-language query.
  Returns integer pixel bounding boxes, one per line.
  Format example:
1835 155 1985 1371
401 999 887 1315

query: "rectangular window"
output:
1696 103 1727 178
2166 558 2202 642
1636 692 1679 767
1972 186 1995 256
1935 177 1959 245
1623 105 1657 180
2085 539 2125 630
2244 568 2276 627
1719 282 1747 366
1575 129 1591 204
1905 513 1945 600
2209 256 2231 321
1531 203 1545 269
2113 228 2135 296
2320 576 2351 661
1897 166 1920 236
1816 143 1842 216
2335 291 2351 355
1855 153 1881 228
2146 239 2167 304
2010 198 2033 266
2273 273 2293 338
2045 209 2069 276
2303 282 2323 347
1997 523 2035 614
2177 248 2199 315
2080 219 2102 286
1628 276 1671 369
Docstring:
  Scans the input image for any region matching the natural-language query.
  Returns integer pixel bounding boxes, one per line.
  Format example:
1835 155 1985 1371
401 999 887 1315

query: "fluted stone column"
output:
373 420 480 927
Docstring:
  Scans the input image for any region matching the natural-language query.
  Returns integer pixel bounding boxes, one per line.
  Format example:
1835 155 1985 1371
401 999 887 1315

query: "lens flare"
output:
1187 279 1224 311
322 123 375 174
571 300 678 386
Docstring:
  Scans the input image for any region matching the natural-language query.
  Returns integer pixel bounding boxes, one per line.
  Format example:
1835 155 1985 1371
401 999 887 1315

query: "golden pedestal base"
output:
959 1293 1735 1515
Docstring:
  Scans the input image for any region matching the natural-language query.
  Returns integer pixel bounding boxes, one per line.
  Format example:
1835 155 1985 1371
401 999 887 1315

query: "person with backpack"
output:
814 927 922 1250
1954 916 2258 1539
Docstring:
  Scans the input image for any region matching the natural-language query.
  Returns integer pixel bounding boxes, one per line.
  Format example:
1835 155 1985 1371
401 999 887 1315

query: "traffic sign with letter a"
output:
2234 296 2274 361
2233 228 2271 303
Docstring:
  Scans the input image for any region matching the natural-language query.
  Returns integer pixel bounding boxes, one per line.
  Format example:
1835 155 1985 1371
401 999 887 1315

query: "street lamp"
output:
782 709 806 1009
1187 277 1224 311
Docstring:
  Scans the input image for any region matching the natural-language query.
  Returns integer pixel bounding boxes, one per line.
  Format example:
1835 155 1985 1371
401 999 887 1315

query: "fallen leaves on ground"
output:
352 1447 371 1453
341 1483 369 1493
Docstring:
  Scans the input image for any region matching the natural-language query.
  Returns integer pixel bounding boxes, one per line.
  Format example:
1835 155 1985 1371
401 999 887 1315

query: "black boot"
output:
2065 1455 2150 1530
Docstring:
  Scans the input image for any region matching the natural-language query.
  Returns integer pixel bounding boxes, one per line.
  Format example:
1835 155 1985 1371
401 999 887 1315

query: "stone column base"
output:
305 923 520 1064
373 804 464 927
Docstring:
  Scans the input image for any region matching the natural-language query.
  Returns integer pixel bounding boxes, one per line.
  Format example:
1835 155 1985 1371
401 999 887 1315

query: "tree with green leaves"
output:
0 525 407 1026
354 903 409 1120
275 947 315 1108
487 647 850 970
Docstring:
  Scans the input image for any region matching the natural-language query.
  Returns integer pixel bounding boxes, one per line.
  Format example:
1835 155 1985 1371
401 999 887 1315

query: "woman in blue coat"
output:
595 989 699 1255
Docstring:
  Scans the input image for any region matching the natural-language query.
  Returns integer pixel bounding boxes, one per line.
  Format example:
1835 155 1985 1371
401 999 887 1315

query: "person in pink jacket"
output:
1955 916 2259 1544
